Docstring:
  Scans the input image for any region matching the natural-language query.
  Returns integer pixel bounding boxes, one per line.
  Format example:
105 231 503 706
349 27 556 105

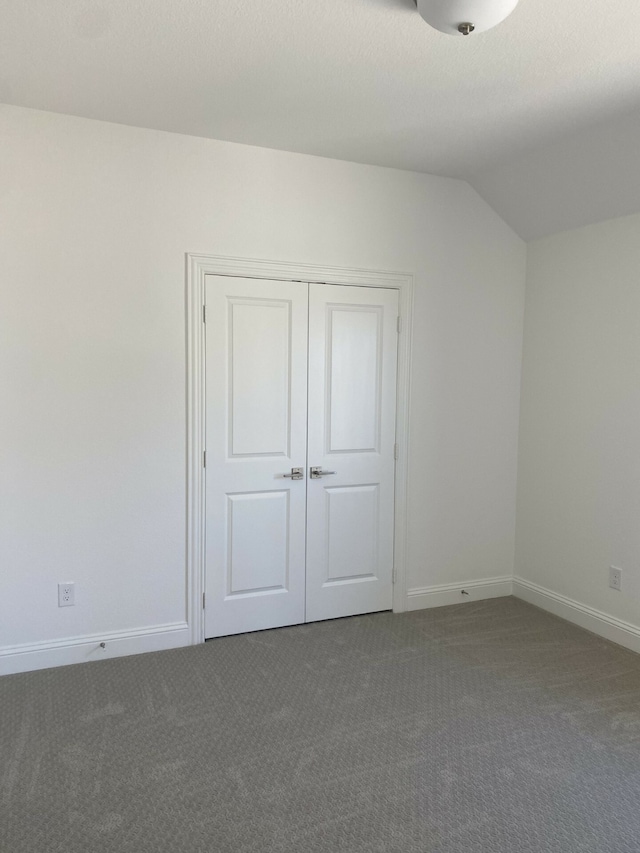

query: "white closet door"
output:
305 283 399 623
204 276 308 638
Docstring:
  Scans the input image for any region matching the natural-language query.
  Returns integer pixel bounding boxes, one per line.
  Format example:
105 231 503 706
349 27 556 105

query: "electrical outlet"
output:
609 567 622 591
58 582 75 607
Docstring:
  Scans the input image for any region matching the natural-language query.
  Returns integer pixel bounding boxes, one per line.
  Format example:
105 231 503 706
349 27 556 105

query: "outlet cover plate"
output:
58 582 75 607
609 567 622 591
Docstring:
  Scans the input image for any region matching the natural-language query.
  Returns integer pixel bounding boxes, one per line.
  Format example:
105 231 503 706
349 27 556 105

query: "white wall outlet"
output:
58 582 75 607
609 567 622 591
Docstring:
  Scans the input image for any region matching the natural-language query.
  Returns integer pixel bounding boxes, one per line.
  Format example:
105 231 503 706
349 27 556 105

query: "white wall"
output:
0 104 525 671
515 212 640 635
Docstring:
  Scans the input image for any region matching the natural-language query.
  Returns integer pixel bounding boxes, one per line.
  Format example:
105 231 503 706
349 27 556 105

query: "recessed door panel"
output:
325 485 378 584
229 298 291 458
327 306 382 453
227 491 289 595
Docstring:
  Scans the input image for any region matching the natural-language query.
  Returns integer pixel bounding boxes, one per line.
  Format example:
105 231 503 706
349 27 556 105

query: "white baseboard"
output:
513 577 640 655
9 578 638 676
406 576 513 611
0 621 191 676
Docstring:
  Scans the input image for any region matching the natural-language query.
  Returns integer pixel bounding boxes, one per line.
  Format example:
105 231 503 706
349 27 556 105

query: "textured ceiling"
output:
1 0 640 239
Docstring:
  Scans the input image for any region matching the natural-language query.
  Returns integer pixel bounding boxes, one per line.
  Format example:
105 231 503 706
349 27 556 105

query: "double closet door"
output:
204 275 399 639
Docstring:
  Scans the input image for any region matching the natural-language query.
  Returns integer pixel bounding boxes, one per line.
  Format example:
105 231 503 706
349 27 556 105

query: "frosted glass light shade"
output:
416 0 519 35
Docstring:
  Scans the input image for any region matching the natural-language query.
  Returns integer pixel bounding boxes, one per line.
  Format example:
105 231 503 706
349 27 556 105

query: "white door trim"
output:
186 253 414 645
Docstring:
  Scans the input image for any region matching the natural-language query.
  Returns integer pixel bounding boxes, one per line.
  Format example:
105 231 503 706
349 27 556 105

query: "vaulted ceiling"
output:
1 0 639 239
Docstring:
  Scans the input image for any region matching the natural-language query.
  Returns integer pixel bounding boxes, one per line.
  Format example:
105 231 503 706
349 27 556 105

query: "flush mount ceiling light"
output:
415 0 519 35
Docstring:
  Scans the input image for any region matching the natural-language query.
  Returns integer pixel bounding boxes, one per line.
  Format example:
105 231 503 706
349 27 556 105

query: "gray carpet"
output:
3 598 640 853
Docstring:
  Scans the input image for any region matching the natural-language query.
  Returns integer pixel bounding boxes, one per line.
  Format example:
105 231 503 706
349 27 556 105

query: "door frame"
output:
186 253 414 644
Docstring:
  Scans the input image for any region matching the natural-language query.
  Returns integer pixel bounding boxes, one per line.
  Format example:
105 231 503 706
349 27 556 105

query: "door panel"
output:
226 490 290 595
328 306 382 452
228 298 292 457
306 284 399 623
204 276 308 638
325 484 379 582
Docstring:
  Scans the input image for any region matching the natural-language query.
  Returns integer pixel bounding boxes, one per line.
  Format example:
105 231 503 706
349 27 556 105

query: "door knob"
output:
310 467 337 479
282 468 304 480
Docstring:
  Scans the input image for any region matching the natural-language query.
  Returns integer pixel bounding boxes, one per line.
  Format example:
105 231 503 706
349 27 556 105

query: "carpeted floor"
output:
3 597 640 852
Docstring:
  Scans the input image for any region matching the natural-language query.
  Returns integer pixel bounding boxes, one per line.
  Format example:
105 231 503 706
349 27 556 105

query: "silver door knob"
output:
310 467 337 479
282 467 304 480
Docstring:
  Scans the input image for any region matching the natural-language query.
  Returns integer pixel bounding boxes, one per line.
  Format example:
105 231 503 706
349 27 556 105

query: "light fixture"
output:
415 0 519 36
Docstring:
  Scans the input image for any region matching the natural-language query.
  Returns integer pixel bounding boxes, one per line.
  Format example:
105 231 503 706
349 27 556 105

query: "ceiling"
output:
1 0 639 240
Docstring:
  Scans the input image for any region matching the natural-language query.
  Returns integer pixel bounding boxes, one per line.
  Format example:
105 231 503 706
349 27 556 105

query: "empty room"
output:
2 1 640 851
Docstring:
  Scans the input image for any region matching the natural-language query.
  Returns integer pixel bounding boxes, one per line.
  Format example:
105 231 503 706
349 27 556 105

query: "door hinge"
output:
392 568 397 584
397 316 401 334
203 450 207 468
202 305 206 323
394 443 399 461
203 592 206 609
